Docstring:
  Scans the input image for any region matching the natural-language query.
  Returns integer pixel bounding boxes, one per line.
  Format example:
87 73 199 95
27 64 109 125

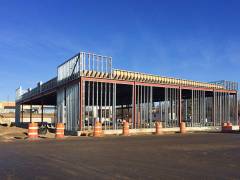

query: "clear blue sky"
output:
0 0 240 101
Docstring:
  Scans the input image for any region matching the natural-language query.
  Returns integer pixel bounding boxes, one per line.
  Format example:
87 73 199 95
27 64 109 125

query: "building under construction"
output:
15 52 239 134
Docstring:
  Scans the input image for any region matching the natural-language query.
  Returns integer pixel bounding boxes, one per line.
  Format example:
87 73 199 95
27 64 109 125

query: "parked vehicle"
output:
38 122 48 135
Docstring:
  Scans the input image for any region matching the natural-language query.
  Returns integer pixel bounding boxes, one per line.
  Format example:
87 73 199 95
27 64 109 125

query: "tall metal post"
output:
235 92 238 125
30 104 32 123
133 82 136 129
41 100 44 123
79 78 83 131
191 90 193 127
149 86 153 127
179 87 182 125
121 105 124 121
113 83 116 129
21 104 24 123
100 82 102 122
87 81 90 129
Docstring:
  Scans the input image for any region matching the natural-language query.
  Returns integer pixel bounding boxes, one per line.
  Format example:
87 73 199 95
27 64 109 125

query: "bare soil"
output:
0 125 55 142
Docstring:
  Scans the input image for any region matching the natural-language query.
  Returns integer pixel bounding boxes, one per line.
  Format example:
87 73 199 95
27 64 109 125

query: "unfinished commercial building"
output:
15 52 238 134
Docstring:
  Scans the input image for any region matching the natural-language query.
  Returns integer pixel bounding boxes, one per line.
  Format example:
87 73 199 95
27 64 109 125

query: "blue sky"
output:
0 0 240 101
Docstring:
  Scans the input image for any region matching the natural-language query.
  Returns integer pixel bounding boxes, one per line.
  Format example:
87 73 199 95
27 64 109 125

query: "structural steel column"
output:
30 104 32 123
41 100 44 123
79 78 83 131
121 105 124 121
179 87 182 125
235 93 238 125
21 104 24 123
191 90 193 127
213 90 215 126
133 82 136 128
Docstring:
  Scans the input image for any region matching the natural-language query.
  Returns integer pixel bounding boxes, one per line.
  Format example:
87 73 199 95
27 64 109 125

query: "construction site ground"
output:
0 125 55 142
0 129 240 179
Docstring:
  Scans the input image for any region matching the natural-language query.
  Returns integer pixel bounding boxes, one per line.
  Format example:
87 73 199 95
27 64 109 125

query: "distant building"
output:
0 102 15 114
0 101 55 124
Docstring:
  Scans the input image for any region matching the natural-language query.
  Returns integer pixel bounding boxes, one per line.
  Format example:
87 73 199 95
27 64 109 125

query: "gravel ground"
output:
0 133 240 180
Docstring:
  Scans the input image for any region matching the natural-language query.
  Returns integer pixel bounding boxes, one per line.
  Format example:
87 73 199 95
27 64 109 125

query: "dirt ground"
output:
0 132 240 180
0 125 55 142
0 125 27 142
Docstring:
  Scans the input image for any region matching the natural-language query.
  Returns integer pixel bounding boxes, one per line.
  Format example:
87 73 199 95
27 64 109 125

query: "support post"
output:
235 93 238 125
79 77 83 131
192 90 194 127
121 104 124 122
21 104 24 123
179 87 182 125
133 82 136 129
41 100 44 123
30 104 32 123
113 83 116 129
